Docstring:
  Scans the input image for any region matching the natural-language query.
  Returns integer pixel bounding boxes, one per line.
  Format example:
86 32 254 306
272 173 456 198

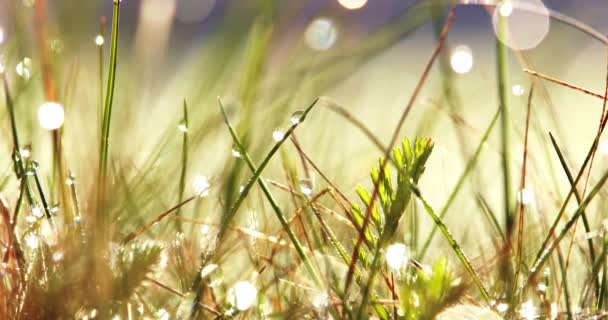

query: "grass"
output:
3 0 608 319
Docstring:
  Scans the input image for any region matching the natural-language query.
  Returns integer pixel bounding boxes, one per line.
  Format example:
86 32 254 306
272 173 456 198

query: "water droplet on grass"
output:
178 121 188 132
193 175 210 197
299 179 314 195
272 129 285 142
16 57 32 80
231 144 242 158
290 110 305 124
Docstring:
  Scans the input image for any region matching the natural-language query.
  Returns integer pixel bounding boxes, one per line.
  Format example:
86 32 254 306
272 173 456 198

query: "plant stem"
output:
97 0 121 227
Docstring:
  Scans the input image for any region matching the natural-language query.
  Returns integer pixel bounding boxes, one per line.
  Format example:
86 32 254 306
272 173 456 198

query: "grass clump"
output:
4 1 608 319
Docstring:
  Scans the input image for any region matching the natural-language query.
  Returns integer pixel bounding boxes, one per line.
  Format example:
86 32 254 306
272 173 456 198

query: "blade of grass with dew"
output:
175 100 189 233
186 98 325 319
418 108 500 260
410 184 491 303
29 160 55 228
2 74 36 223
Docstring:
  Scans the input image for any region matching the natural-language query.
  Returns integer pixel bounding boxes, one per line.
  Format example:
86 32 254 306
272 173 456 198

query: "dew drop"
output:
299 179 314 196
231 144 242 158
272 129 285 142
193 175 210 197
290 110 305 125
16 57 32 80
177 121 188 132
30 160 40 171
20 147 31 159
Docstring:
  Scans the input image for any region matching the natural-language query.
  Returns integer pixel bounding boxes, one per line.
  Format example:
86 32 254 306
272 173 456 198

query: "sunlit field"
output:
2 0 608 319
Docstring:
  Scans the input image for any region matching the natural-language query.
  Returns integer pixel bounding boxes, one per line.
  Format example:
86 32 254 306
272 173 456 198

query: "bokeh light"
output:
450 45 473 74
492 0 550 50
512 84 525 96
517 188 534 205
305 18 338 51
231 281 258 311
95 35 104 46
385 243 409 270
38 102 65 130
337 0 368 10
0 27 4 44
176 0 216 24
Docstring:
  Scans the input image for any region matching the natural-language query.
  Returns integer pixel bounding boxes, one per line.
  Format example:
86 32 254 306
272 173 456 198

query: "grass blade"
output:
411 184 491 304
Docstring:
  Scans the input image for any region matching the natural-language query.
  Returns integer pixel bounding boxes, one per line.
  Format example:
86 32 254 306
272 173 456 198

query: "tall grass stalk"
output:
97 0 121 224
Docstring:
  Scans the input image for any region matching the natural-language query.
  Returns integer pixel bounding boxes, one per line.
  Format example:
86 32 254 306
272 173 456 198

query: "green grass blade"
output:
97 0 122 221
175 100 189 232
418 108 500 260
526 166 608 286
411 185 491 304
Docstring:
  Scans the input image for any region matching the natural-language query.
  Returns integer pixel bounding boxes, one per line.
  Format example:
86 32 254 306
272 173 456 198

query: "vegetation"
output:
2 0 608 319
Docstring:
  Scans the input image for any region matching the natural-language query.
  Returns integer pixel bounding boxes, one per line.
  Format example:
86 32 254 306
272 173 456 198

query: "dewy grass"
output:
8 1 608 319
